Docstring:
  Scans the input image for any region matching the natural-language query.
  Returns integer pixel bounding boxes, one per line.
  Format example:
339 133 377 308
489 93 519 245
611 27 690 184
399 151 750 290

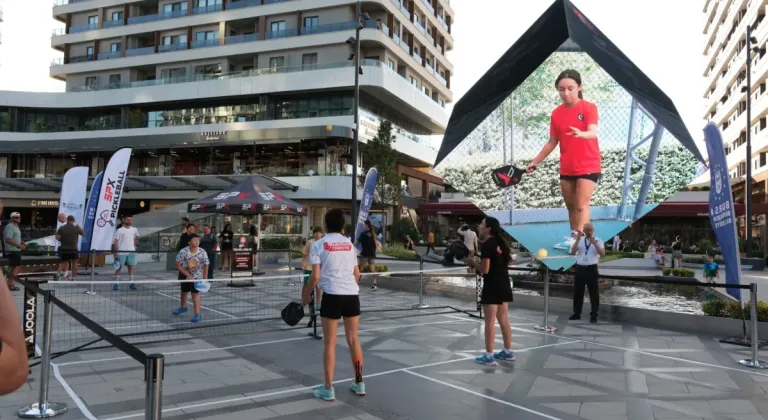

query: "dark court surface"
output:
3 304 768 420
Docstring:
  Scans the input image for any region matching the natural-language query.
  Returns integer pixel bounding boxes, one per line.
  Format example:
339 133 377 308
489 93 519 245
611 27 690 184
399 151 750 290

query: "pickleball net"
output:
32 265 485 358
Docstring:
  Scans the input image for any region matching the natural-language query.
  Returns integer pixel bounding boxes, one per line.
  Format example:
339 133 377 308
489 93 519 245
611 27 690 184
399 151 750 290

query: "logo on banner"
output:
214 191 250 200
715 169 723 194
259 192 275 201
61 201 84 215
104 172 126 220
96 210 114 228
263 204 271 211
297 207 303 213
191 204 204 211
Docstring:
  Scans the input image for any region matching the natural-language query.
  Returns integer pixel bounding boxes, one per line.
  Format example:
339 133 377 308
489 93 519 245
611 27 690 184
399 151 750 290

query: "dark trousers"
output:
207 252 216 280
425 243 436 254
573 264 599 316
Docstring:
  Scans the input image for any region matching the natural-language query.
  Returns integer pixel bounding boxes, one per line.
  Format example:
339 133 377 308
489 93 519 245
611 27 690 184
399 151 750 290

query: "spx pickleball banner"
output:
704 123 742 302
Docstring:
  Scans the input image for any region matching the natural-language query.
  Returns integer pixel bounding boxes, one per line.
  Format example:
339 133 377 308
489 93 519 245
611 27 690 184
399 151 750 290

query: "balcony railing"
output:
399 40 410 54
264 0 289 3
393 33 401 45
192 4 223 14
423 0 435 14
226 0 261 9
265 28 298 39
437 15 448 31
158 43 187 53
400 4 411 20
52 28 66 36
126 46 155 57
381 23 390 36
102 19 124 28
302 21 355 35
435 72 446 86
191 38 219 49
391 0 401 8
127 9 186 25
97 50 121 60
412 51 424 66
425 62 435 75
69 22 98 34
53 0 93 5
414 20 426 36
225 33 258 45
426 31 434 45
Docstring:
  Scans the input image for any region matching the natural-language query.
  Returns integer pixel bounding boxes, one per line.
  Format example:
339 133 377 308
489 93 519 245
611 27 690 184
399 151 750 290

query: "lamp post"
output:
742 25 766 257
347 1 369 228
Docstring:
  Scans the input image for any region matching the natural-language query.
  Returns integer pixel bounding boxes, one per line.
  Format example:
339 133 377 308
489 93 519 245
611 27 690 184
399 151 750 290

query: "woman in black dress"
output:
465 216 514 367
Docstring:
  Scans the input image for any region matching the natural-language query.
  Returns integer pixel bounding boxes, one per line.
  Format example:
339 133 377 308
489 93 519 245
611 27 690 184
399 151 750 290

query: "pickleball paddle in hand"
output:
491 165 533 189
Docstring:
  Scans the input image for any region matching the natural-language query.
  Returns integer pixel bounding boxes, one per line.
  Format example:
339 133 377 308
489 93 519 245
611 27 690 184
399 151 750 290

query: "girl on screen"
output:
526 69 601 250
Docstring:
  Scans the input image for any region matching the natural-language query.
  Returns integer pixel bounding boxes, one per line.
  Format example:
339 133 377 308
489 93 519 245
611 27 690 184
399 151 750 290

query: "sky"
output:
0 0 705 153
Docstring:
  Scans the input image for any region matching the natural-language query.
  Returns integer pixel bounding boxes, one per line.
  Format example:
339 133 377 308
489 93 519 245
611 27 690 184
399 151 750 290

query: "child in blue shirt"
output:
703 255 719 284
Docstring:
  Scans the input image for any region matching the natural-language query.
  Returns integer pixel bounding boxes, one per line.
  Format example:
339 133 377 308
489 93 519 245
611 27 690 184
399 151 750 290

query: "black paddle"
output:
491 165 534 189
281 301 305 327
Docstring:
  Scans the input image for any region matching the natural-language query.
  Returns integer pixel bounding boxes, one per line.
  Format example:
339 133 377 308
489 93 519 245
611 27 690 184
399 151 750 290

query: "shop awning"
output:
0 174 297 192
417 202 486 216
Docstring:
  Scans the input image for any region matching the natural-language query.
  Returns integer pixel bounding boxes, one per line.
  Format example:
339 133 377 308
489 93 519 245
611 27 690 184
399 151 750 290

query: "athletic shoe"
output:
191 315 202 323
173 307 188 315
494 350 516 361
589 315 597 324
475 354 498 366
113 284 119 291
313 386 335 401
351 382 366 396
370 284 377 291
553 236 576 250
130 283 137 290
568 314 581 320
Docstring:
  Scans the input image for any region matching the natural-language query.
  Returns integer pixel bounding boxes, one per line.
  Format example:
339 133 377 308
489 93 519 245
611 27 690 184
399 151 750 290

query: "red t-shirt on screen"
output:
549 100 600 176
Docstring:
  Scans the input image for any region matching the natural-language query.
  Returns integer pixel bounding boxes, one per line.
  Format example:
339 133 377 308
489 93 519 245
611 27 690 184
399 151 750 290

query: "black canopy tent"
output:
434 0 705 166
187 176 306 284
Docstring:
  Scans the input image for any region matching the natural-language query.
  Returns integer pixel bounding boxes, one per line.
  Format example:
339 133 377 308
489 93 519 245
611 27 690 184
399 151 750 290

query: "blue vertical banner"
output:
704 123 742 301
354 168 379 244
80 172 104 253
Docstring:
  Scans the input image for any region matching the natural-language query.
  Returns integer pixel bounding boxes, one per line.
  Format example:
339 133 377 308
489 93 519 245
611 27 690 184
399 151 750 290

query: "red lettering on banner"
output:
104 186 113 201
323 242 353 252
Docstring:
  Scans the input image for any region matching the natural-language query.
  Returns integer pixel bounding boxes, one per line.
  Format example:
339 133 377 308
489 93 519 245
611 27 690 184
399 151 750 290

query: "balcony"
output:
302 21 356 35
393 33 401 45
102 19 125 29
400 4 411 20
127 9 187 25
426 31 434 45
125 46 155 57
97 51 121 60
192 4 223 14
414 19 426 36
381 23 390 36
53 0 93 5
437 15 448 31
425 62 435 75
435 72 446 86
412 51 423 66
158 43 187 53
423 0 435 14
263 0 289 3
399 40 410 54
69 22 98 34
265 28 298 39
226 0 260 9
225 33 258 45
191 38 219 49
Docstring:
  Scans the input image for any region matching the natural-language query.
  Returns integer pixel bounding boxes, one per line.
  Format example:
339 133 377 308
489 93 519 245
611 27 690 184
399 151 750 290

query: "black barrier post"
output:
19 290 68 419
145 354 165 419
23 281 38 360
286 250 298 286
739 283 767 369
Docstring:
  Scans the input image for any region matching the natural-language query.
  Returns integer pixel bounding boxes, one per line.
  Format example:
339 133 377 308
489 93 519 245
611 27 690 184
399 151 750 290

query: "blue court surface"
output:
487 205 658 271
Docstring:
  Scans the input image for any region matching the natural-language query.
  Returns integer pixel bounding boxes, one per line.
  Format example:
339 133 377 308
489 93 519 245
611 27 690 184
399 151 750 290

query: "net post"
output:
413 255 429 309
84 252 98 295
307 290 322 340
19 290 68 418
475 273 483 319
739 283 767 369
535 267 557 333
145 354 165 419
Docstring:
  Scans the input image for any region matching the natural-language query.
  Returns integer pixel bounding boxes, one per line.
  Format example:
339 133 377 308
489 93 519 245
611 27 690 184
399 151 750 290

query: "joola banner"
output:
90 148 131 251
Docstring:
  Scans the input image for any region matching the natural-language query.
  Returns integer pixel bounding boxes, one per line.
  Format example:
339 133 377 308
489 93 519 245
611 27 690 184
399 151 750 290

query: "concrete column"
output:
297 10 302 35
258 17 266 40
64 44 70 64
187 27 192 49
154 31 160 53
408 1 414 22
65 14 71 35
445 69 450 89
124 4 130 24
120 36 127 57
97 8 104 28
409 33 414 55
387 14 394 37
219 22 226 45
93 42 99 60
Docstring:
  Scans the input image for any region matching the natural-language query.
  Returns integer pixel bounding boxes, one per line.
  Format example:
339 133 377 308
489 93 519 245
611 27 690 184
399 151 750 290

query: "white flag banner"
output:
90 148 132 251
56 167 89 251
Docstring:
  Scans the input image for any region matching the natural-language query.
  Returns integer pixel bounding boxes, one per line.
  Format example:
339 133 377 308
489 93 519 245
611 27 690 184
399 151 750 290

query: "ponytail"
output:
578 90 583 99
483 217 512 266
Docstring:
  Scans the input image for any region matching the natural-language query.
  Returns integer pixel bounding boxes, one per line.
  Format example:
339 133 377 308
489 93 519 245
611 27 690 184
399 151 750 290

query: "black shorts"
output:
560 173 601 183
179 273 199 294
480 280 514 305
60 251 79 262
5 252 21 268
320 293 361 319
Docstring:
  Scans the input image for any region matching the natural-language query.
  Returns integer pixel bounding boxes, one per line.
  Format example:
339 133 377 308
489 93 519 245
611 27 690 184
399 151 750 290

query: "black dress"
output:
479 236 514 305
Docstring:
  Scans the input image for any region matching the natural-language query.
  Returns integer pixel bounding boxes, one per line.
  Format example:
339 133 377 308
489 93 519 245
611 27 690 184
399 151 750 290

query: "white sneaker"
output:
553 236 576 250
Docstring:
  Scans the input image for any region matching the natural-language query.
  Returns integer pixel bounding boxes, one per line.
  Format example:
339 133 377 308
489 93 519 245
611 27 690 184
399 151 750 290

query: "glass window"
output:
270 20 286 32
162 35 187 45
194 64 222 80
160 67 187 82
303 16 319 27
269 57 284 71
196 31 217 41
110 43 121 52
86 46 94 57
111 11 123 21
88 15 98 25
163 1 188 13
302 53 317 70
108 74 121 88
388 59 395 70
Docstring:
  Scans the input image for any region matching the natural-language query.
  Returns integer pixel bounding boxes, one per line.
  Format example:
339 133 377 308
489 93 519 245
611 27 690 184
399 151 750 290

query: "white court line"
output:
403 370 562 420
101 340 572 420
154 291 237 319
33 344 98 420
442 314 768 378
56 318 476 367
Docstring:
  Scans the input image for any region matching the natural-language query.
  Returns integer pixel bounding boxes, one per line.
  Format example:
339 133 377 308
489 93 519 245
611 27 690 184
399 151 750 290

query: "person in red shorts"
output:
527 69 600 250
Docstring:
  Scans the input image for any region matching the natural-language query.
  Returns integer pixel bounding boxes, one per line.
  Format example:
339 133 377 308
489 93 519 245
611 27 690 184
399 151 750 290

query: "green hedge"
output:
662 268 695 277
683 255 725 265
605 251 645 259
381 244 420 261
703 300 768 322
360 264 388 273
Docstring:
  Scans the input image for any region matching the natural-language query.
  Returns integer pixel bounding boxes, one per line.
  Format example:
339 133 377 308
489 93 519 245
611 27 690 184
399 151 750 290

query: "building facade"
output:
0 0 454 239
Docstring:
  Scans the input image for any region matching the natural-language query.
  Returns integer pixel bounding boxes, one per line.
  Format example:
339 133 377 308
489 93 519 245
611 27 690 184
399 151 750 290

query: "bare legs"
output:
560 178 598 233
320 316 363 389
482 304 512 352
179 292 201 316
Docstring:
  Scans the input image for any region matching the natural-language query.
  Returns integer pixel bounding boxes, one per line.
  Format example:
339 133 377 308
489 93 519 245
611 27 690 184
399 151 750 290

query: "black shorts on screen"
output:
180 279 199 294
6 252 21 268
320 293 361 319
560 173 601 183
60 251 79 262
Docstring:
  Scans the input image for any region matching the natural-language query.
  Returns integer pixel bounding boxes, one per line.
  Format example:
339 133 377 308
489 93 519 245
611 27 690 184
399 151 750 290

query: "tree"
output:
360 120 403 206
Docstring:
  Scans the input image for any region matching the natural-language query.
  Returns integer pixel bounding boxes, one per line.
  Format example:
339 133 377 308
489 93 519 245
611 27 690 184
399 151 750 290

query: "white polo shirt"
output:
310 232 359 295
575 236 603 266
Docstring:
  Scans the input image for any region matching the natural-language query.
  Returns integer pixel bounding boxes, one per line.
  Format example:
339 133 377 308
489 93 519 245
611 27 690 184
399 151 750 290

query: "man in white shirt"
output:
569 222 604 323
113 216 140 291
302 208 366 402
612 234 621 252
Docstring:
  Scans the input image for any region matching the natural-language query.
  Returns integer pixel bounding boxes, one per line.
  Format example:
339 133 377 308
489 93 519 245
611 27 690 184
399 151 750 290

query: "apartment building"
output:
0 0 454 237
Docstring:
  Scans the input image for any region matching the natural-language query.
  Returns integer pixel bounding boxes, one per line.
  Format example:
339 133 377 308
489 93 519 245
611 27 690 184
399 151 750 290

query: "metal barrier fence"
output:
16 274 164 419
